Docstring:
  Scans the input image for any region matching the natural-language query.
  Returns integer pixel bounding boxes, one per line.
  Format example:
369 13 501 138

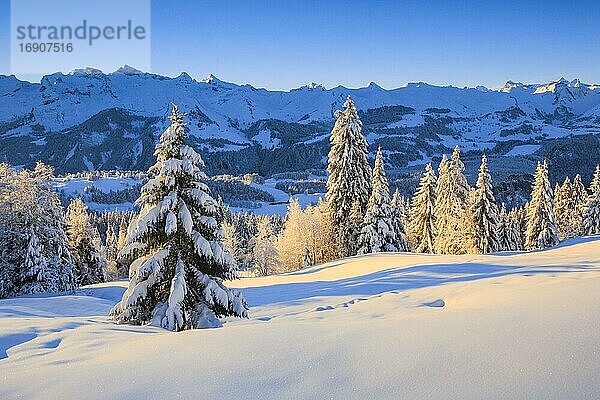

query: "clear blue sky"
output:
1 0 599 90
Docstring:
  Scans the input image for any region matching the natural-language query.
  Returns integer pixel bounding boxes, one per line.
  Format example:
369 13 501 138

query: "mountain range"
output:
1 66 599 183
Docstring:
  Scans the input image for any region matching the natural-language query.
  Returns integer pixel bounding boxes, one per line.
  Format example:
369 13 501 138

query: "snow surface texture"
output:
2 236 600 399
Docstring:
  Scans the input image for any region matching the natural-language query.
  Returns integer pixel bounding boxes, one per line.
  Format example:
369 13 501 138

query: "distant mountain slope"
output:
1 67 599 182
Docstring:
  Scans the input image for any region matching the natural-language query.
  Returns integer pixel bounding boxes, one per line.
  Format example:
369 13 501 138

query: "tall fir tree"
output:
20 229 53 294
66 198 107 286
583 165 600 235
302 246 313 268
410 163 437 253
347 199 364 256
390 188 408 252
525 161 559 250
110 105 248 330
507 208 524 250
326 96 372 257
497 204 510 251
571 173 589 236
435 147 471 254
470 154 500 253
515 206 528 250
357 147 398 254
105 223 118 268
115 217 131 278
0 162 76 297
554 177 575 239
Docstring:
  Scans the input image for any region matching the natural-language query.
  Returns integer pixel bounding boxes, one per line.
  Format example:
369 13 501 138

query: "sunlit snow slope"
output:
1 236 600 399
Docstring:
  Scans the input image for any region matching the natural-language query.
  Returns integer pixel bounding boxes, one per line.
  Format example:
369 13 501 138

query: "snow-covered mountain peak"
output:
368 81 383 90
201 74 221 84
533 77 587 97
69 67 104 76
499 80 530 93
292 82 326 91
176 72 194 82
114 65 144 76
306 82 325 90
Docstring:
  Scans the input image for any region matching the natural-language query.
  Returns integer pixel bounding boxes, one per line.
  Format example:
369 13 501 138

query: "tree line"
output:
222 97 600 275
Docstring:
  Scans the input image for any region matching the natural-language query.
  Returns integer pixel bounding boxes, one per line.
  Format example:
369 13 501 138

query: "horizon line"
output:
2 65 594 93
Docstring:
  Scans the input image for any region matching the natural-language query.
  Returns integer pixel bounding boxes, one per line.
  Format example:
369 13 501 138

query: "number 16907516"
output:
19 42 73 52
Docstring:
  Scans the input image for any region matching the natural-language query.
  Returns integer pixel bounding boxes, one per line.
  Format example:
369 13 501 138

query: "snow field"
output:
1 236 600 399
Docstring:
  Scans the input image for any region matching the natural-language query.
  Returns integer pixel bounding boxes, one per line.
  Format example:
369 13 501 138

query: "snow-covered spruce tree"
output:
470 154 500 253
435 147 471 254
498 204 522 251
326 96 372 257
20 229 53 295
390 188 408 251
66 198 107 286
115 217 131 278
525 161 559 250
513 206 527 250
239 213 260 270
554 177 575 240
110 105 248 331
105 222 117 261
497 204 510 251
347 199 364 256
583 165 600 235
357 147 398 254
0 162 76 297
32 163 77 293
410 163 437 253
507 208 524 250
302 246 313 268
571 173 589 236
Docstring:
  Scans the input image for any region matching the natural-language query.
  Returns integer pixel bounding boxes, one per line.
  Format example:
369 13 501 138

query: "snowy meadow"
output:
2 237 600 399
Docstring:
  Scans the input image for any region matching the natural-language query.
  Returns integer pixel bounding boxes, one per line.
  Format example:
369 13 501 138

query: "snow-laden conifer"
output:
435 147 471 254
410 163 437 253
571 174 589 236
497 204 510 251
20 229 53 294
583 165 600 235
66 198 107 285
390 188 408 251
507 208 524 250
357 147 398 254
302 247 313 268
326 96 372 257
347 199 364 256
525 161 559 250
554 177 575 239
470 154 499 253
110 105 248 330
0 162 75 297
